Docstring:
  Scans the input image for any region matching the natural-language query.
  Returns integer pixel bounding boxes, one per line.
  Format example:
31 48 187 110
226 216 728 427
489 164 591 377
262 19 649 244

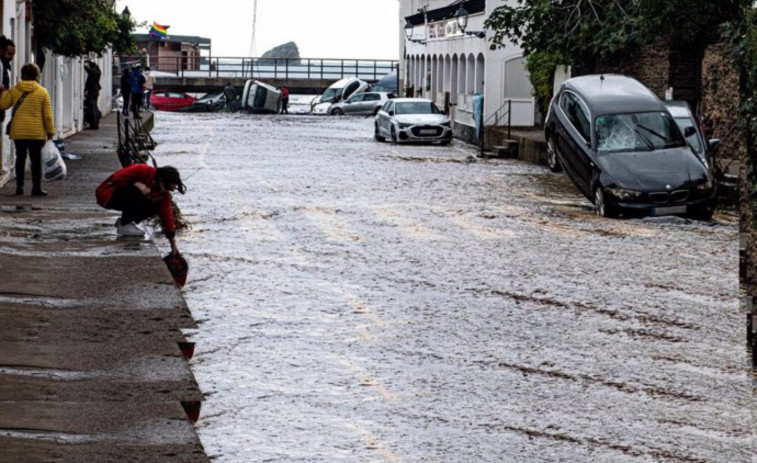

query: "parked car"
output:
374 98 452 145
149 90 197 112
663 100 718 170
188 92 226 112
328 92 395 116
544 74 716 219
311 77 369 114
241 80 282 113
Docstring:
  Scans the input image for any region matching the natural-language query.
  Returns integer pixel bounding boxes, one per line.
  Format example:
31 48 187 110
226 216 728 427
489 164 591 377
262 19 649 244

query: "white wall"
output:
399 0 535 128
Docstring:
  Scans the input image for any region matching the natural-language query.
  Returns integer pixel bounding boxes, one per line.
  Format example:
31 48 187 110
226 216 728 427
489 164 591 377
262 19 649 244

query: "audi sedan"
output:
544 75 716 220
374 98 452 145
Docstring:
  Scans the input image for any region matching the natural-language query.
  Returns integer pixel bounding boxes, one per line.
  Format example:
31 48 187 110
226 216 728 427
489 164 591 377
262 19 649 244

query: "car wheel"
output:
546 136 563 173
374 123 386 142
391 127 398 145
440 140 451 146
331 108 343 116
593 187 617 218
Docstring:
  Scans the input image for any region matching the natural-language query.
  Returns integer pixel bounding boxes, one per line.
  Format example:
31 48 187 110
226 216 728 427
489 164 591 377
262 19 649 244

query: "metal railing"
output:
117 112 156 167
480 99 512 156
135 56 398 82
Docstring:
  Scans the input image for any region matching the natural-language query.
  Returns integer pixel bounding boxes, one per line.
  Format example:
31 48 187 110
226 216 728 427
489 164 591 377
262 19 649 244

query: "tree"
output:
32 0 136 70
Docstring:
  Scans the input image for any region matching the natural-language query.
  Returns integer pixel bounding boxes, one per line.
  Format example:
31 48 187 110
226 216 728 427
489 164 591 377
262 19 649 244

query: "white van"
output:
311 77 369 114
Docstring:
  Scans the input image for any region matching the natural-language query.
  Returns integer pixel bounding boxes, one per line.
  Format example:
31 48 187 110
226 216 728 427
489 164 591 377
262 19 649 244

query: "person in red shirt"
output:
280 86 289 114
96 164 186 255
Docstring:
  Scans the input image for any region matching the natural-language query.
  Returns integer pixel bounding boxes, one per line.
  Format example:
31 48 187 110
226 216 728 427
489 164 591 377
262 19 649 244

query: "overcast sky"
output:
115 0 400 60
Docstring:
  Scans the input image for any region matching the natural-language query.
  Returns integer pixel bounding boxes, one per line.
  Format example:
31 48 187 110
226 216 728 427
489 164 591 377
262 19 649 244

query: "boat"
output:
241 79 282 113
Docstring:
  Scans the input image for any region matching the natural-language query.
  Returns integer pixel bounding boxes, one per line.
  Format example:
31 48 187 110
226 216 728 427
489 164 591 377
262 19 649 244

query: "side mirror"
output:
684 126 697 137
388 110 394 116
708 138 721 151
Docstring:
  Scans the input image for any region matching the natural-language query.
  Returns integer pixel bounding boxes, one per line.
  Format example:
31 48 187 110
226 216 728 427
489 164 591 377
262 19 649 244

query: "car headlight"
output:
695 178 713 191
398 122 412 129
606 187 643 200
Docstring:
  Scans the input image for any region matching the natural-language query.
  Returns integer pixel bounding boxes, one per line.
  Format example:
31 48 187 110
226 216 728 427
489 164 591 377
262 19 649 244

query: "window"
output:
348 94 365 103
559 92 591 141
383 101 394 113
395 101 440 115
596 112 686 153
364 94 380 101
344 81 360 99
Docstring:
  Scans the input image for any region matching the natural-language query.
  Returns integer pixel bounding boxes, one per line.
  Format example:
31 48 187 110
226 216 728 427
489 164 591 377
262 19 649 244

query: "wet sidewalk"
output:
0 113 208 462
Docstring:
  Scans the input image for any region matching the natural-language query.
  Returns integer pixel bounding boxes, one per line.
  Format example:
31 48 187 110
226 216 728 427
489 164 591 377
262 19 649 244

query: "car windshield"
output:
673 117 704 154
321 88 340 103
395 102 440 115
596 111 685 153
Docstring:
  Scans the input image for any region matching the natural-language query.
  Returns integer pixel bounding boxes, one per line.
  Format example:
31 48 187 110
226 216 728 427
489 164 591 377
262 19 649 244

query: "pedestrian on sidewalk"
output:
143 66 156 109
120 66 132 116
83 60 101 129
130 65 146 118
0 37 16 124
95 164 186 255
0 63 55 197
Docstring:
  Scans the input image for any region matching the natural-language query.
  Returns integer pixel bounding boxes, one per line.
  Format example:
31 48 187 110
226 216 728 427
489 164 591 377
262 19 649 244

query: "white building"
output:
0 0 113 186
399 0 535 143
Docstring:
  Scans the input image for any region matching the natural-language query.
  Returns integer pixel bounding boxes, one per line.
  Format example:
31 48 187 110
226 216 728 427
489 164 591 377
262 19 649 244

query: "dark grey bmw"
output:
544 74 716 220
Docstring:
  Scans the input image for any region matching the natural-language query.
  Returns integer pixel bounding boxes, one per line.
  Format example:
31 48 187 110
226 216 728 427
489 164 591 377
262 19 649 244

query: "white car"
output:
311 77 369 114
374 98 452 145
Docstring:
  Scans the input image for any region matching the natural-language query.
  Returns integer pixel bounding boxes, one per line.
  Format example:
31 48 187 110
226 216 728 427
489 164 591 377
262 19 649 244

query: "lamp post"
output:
404 18 426 44
454 6 486 39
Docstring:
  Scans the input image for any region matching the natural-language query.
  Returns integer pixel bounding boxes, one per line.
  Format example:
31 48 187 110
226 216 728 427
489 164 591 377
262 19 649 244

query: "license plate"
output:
653 205 687 216
420 129 437 135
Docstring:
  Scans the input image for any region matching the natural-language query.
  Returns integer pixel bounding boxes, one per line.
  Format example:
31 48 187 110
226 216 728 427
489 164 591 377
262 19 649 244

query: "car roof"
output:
563 74 664 116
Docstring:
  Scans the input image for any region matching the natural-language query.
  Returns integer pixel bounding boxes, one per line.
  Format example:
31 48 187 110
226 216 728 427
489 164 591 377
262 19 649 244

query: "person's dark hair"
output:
4 39 15 50
145 66 151 71
20 63 40 81
155 166 186 194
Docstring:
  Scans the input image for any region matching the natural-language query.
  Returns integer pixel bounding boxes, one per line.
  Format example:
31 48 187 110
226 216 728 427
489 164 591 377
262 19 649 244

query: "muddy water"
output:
149 111 750 462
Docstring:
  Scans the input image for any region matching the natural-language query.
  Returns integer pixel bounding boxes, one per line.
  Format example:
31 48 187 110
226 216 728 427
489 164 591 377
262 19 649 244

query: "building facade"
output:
399 0 535 143
133 34 211 74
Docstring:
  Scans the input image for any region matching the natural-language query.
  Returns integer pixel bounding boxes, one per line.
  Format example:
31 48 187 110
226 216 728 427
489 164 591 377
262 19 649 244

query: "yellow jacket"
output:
0 80 54 140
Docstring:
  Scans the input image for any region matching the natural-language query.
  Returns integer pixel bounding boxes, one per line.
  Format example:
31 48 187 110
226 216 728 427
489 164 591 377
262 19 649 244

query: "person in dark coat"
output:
0 37 16 124
84 60 101 129
120 67 132 116
130 65 146 118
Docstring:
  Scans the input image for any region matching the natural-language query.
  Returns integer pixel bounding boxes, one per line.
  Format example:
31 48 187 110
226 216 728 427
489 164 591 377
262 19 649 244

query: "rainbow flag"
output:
149 22 169 38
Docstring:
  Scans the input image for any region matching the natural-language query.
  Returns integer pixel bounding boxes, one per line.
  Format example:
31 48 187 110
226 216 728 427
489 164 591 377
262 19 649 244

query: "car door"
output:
362 93 382 115
556 92 593 194
343 93 364 114
377 100 394 136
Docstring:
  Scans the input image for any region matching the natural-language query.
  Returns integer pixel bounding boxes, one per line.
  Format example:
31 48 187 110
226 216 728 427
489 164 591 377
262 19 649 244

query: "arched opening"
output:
450 54 458 104
459 54 467 102
475 53 485 94
466 54 475 96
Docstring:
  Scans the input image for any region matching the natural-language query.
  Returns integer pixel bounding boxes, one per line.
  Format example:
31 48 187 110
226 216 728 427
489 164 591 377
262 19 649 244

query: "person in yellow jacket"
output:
0 63 54 196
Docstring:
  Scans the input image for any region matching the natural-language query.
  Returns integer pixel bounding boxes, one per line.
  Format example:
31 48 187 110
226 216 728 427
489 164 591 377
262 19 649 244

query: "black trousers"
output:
122 91 131 115
85 93 99 128
107 184 159 225
14 139 44 190
131 92 143 117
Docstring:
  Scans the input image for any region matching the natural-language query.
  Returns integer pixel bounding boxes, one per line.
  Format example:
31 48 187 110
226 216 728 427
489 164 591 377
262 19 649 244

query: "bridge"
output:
118 56 399 95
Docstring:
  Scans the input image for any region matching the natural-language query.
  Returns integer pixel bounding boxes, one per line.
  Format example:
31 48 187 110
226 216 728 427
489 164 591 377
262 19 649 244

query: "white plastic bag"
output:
41 140 67 182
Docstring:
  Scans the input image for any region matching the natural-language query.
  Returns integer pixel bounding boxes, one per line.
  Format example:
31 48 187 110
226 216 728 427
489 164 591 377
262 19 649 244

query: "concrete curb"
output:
0 112 209 462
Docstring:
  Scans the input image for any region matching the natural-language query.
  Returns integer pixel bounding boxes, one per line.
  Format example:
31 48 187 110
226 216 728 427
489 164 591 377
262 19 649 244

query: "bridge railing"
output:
145 56 398 81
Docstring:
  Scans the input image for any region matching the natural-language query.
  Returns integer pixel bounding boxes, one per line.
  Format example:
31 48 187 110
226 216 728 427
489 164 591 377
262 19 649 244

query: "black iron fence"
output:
125 56 398 82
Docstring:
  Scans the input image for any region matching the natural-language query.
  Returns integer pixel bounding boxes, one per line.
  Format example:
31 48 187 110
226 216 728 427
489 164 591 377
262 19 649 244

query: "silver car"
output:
329 91 395 116
374 98 452 145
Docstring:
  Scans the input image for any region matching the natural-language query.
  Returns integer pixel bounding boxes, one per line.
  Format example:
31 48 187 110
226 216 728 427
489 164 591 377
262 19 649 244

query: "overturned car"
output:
544 74 716 220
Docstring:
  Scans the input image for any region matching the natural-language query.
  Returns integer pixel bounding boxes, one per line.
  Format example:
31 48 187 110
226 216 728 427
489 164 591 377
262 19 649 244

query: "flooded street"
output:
149 110 749 462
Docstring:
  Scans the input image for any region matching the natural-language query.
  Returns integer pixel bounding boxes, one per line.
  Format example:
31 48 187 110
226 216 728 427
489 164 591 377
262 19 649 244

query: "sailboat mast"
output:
249 0 258 56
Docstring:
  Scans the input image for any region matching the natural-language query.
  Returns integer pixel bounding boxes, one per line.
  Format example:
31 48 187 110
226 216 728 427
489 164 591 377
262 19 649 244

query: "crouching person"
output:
96 164 186 255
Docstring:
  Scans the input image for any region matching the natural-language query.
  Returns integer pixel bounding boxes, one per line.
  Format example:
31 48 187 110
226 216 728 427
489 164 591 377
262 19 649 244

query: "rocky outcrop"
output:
258 42 300 65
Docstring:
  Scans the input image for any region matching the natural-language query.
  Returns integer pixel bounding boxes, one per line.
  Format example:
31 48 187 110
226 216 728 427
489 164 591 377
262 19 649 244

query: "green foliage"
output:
485 0 750 66
33 0 136 59
524 51 564 116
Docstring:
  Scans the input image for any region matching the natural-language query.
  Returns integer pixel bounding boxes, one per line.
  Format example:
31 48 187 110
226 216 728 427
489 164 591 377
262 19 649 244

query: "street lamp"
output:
454 6 486 39
404 18 426 44
122 6 131 20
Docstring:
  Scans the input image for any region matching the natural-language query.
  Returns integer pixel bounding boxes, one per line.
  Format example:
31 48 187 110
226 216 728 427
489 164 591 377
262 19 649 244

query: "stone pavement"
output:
0 112 209 462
